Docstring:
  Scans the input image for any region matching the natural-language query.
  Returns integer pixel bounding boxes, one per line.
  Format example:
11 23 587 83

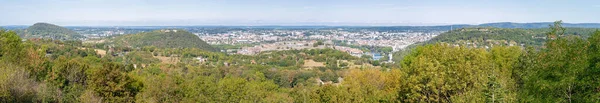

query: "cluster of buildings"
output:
74 27 442 61
197 29 441 51
74 27 148 39
194 29 442 62
236 40 329 55
333 46 363 57
196 30 306 44
233 40 390 62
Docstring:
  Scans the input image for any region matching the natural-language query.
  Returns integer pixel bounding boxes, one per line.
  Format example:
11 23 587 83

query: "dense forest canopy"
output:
424 27 599 47
393 26 599 64
1 21 600 102
109 29 217 51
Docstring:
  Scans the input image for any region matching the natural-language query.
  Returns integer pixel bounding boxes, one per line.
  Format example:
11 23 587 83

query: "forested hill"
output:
425 28 546 47
393 27 599 63
17 23 83 40
422 27 599 47
110 29 216 51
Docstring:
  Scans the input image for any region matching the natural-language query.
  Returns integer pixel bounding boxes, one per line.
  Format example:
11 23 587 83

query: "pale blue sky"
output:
1 0 599 26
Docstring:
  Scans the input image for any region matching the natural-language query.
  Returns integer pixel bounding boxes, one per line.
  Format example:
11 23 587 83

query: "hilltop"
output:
110 29 216 51
18 23 83 40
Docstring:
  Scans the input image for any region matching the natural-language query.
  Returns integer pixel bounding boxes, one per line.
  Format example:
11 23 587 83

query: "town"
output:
196 29 441 51
72 27 442 61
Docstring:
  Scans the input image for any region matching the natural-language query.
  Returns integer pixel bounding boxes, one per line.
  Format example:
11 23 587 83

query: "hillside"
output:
423 27 599 47
393 27 599 63
18 23 83 40
425 28 545 46
110 29 216 51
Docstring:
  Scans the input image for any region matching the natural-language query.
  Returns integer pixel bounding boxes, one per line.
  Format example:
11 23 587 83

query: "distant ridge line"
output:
3 22 600 29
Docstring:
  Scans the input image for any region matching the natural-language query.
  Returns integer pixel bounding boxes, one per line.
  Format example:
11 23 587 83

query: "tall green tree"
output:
0 30 23 62
400 44 489 102
88 63 143 102
518 21 600 102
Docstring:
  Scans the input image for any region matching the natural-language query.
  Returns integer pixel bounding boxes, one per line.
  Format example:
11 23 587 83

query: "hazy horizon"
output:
3 21 600 27
2 0 600 26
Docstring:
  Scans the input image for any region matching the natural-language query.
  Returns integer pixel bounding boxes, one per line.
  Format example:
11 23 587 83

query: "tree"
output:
313 41 324 47
312 85 351 102
47 57 88 89
0 30 23 62
484 75 504 103
400 44 489 102
546 20 566 39
88 62 143 102
518 21 600 102
135 74 183 103
380 47 393 53
343 69 404 102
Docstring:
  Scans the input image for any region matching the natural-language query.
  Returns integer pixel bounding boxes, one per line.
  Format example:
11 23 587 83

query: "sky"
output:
1 0 599 26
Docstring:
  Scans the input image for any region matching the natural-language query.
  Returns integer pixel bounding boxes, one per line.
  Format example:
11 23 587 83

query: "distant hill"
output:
18 23 83 40
421 27 599 47
0 25 28 30
477 22 600 28
326 22 600 32
110 29 216 51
